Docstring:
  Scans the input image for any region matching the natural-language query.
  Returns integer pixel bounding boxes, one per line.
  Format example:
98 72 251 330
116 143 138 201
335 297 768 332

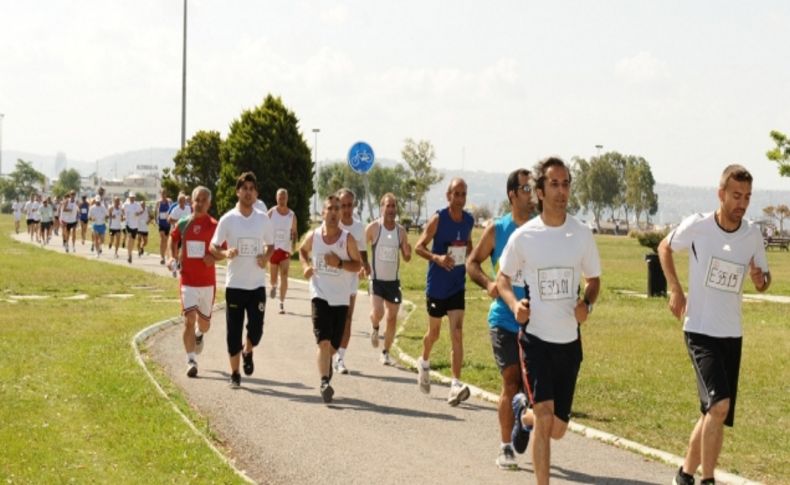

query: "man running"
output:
108 197 124 258
12 197 23 234
267 188 297 315
299 195 363 403
169 186 218 378
209 172 274 388
658 165 771 485
39 197 55 246
497 157 601 485
89 196 108 257
414 177 475 406
60 192 79 252
137 199 151 257
168 192 192 227
25 194 40 242
467 168 535 469
155 190 172 264
79 195 90 247
123 193 143 264
365 192 412 365
333 188 368 375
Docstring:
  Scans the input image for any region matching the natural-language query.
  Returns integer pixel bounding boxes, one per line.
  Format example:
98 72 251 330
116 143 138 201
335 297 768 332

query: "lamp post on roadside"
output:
595 144 603 157
312 128 320 219
180 0 188 150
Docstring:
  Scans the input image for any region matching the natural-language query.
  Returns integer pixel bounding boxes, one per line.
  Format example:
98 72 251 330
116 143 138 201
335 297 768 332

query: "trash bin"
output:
645 253 667 297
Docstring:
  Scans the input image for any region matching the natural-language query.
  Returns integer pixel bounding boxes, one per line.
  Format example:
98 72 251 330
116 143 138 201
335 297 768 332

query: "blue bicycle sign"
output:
348 141 375 174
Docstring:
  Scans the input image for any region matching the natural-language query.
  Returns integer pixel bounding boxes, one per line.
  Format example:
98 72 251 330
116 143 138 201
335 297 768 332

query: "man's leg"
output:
241 287 266 376
278 258 289 303
127 232 135 260
370 294 384 347
447 309 465 380
335 294 356 373
532 400 555 485
499 364 520 443
159 230 167 263
421 315 442 361
681 416 704 478
269 261 279 297
700 399 730 479
225 288 244 385
382 300 399 352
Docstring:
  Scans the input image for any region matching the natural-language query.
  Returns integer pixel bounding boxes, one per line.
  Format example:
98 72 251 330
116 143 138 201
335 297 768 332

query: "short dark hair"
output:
236 171 258 191
719 164 752 189
506 168 531 202
535 157 571 212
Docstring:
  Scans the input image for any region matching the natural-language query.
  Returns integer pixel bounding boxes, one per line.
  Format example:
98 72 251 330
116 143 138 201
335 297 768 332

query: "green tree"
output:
766 130 790 177
368 164 411 218
569 157 590 216
573 156 619 229
401 138 443 224
51 168 82 198
163 130 223 216
0 160 46 202
317 162 365 218
767 204 790 234
215 95 313 236
625 156 659 228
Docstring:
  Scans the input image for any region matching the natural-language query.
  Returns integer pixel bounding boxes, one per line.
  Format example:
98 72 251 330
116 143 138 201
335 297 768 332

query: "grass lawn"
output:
291 226 788 483
0 215 242 483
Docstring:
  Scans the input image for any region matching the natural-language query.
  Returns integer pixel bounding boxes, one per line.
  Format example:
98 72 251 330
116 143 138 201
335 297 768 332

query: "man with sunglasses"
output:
467 168 535 469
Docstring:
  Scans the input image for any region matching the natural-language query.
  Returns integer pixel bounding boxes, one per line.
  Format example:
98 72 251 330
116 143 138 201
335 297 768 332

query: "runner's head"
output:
128 193 136 203
235 172 258 209
276 188 288 207
445 177 467 211
535 157 571 214
506 168 535 217
336 188 355 222
191 186 212 216
322 195 341 228
113 196 121 207
160 189 168 201
380 192 398 224
718 164 753 225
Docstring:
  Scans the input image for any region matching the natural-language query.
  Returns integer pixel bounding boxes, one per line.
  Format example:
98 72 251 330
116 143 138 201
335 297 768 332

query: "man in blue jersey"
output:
467 168 535 469
414 177 475 406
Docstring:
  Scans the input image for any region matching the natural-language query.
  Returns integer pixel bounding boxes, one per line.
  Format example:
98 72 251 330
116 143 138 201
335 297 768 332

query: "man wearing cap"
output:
123 193 144 264
60 192 79 253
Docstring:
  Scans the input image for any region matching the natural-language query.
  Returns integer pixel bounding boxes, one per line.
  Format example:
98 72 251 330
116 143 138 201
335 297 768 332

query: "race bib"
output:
274 229 288 244
447 245 466 266
538 267 574 301
80 208 88 214
237 237 261 257
705 257 745 294
186 241 205 258
316 257 341 277
159 211 168 221
379 246 398 262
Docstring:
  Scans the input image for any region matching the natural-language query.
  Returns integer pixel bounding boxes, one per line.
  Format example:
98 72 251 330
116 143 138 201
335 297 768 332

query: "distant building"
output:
85 173 161 202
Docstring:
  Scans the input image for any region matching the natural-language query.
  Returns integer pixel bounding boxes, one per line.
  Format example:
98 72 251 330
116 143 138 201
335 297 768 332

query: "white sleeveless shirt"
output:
310 228 353 306
371 221 401 281
270 208 294 252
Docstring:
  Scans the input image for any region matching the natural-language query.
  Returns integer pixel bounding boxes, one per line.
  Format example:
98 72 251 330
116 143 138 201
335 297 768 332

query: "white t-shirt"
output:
12 202 22 219
339 218 365 294
668 212 769 338
89 204 108 225
169 204 192 223
254 199 268 213
211 207 274 290
123 201 142 229
309 228 354 306
270 207 295 252
30 201 41 221
499 215 602 344
61 200 78 224
108 206 123 230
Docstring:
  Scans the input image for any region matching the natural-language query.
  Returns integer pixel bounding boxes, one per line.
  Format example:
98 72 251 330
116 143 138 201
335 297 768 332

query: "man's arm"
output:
467 223 497 298
298 230 314 278
658 237 685 320
575 276 601 324
415 214 454 270
496 272 530 323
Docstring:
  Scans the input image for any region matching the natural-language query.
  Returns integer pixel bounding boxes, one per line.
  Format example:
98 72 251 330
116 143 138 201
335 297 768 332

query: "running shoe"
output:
90 244 94 252
379 350 394 366
278 301 285 314
186 359 198 378
138 247 143 257
417 357 430 394
64 245 69 253
496 444 518 470
334 357 349 375
269 286 277 299
320 380 334 403
672 467 696 485
160 258 165 265
242 351 254 376
370 326 380 348
127 255 132 264
194 333 204 355
511 393 532 454
230 371 241 388
447 382 471 406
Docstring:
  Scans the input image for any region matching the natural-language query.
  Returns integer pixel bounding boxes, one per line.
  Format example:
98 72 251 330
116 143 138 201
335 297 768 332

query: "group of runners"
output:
36 159 771 485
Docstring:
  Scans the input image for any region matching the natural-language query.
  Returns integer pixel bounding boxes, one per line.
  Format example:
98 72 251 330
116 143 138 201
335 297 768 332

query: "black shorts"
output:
41 221 53 230
311 298 348 350
66 222 78 231
426 290 465 318
372 279 402 304
519 329 583 423
685 332 742 427
225 287 266 356
110 229 121 236
490 326 520 373
138 231 148 236
126 227 137 238
26 218 35 226
158 223 170 236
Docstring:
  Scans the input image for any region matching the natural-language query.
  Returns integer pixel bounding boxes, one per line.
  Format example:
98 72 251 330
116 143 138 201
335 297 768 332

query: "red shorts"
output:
270 248 291 265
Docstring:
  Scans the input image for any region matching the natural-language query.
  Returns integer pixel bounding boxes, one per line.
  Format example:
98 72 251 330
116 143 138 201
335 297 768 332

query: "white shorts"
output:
180 285 215 320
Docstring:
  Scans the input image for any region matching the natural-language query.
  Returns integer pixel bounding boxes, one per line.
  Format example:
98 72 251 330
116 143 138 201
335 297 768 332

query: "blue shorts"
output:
93 224 106 235
158 221 171 236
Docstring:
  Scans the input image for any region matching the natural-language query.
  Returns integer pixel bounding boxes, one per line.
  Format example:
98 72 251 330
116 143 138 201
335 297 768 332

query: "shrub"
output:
631 229 668 253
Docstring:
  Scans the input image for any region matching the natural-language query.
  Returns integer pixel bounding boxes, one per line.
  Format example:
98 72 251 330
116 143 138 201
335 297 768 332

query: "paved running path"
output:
15 233 680 484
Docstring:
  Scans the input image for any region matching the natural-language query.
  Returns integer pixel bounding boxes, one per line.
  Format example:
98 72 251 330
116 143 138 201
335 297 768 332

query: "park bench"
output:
764 237 790 251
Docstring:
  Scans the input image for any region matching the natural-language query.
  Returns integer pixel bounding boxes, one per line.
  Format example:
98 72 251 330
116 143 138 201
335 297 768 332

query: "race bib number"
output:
237 237 261 257
538 267 574 301
159 211 168 221
316 257 341 277
380 246 398 262
80 208 88 214
274 229 289 244
447 245 466 266
705 257 745 294
186 241 205 258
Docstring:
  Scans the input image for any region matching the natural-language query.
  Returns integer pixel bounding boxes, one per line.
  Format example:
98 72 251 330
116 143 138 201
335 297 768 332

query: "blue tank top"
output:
426 208 474 299
488 213 527 333
157 200 171 223
79 202 90 221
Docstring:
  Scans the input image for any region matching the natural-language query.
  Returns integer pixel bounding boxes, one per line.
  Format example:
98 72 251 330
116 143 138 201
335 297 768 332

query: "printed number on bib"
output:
538 267 574 301
447 245 466 266
380 246 398 262
238 238 261 257
705 257 745 294
316 257 341 277
274 229 288 245
159 212 168 221
186 241 206 258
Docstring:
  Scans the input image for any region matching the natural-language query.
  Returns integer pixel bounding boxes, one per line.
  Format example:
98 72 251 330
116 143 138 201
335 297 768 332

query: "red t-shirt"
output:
170 214 218 287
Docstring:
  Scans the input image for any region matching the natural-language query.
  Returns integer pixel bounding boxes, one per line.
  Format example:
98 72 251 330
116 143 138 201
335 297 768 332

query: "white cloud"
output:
615 51 669 84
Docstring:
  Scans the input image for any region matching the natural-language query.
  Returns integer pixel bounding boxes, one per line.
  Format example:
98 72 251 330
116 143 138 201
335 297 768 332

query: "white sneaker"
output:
379 351 394 366
496 444 518 469
335 358 349 375
370 327 379 348
417 358 430 394
447 382 471 406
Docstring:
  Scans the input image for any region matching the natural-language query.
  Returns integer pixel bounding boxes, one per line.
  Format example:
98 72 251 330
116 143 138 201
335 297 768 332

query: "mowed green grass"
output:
0 216 242 483
354 228 788 483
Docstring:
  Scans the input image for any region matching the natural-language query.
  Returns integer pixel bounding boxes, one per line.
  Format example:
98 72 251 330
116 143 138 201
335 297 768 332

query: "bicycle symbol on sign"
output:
350 149 372 170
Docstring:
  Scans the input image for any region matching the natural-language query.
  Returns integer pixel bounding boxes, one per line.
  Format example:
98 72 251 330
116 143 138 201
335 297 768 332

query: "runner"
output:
78 195 90 247
467 168 535 469
497 157 601 485
38 197 55 246
168 192 192 227
298 195 362 403
122 193 143 264
365 192 411 365
53 196 60 237
267 188 297 315
209 172 274 388
89 195 108 257
155 190 172 264
108 197 123 259
24 194 39 242
12 197 23 234
137 199 151 257
168 186 218 378
60 192 79 253
333 188 368 375
658 165 771 485
414 177 475 406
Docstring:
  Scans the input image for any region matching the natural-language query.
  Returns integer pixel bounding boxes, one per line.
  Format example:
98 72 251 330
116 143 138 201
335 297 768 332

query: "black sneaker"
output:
127 255 132 264
673 467 695 485
139 247 144 257
700 480 714 485
242 351 254 376
511 393 532 454
160 258 165 265
230 371 241 388
186 359 198 378
320 380 334 403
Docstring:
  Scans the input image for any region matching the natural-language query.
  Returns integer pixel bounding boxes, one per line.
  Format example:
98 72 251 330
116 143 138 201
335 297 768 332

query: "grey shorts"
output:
489 326 520 373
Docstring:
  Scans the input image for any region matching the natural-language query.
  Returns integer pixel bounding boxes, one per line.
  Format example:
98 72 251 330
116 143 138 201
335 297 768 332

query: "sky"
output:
1 0 789 189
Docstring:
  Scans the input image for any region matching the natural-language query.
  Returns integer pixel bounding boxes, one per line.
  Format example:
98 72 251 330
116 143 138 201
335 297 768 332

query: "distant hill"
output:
2 148 176 180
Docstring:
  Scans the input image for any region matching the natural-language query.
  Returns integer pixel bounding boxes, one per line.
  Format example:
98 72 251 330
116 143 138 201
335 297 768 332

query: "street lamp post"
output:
312 128 320 219
180 0 188 150
595 144 603 157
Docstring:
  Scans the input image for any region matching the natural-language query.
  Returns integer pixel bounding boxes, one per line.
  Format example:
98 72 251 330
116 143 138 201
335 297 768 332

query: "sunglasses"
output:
511 184 531 193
